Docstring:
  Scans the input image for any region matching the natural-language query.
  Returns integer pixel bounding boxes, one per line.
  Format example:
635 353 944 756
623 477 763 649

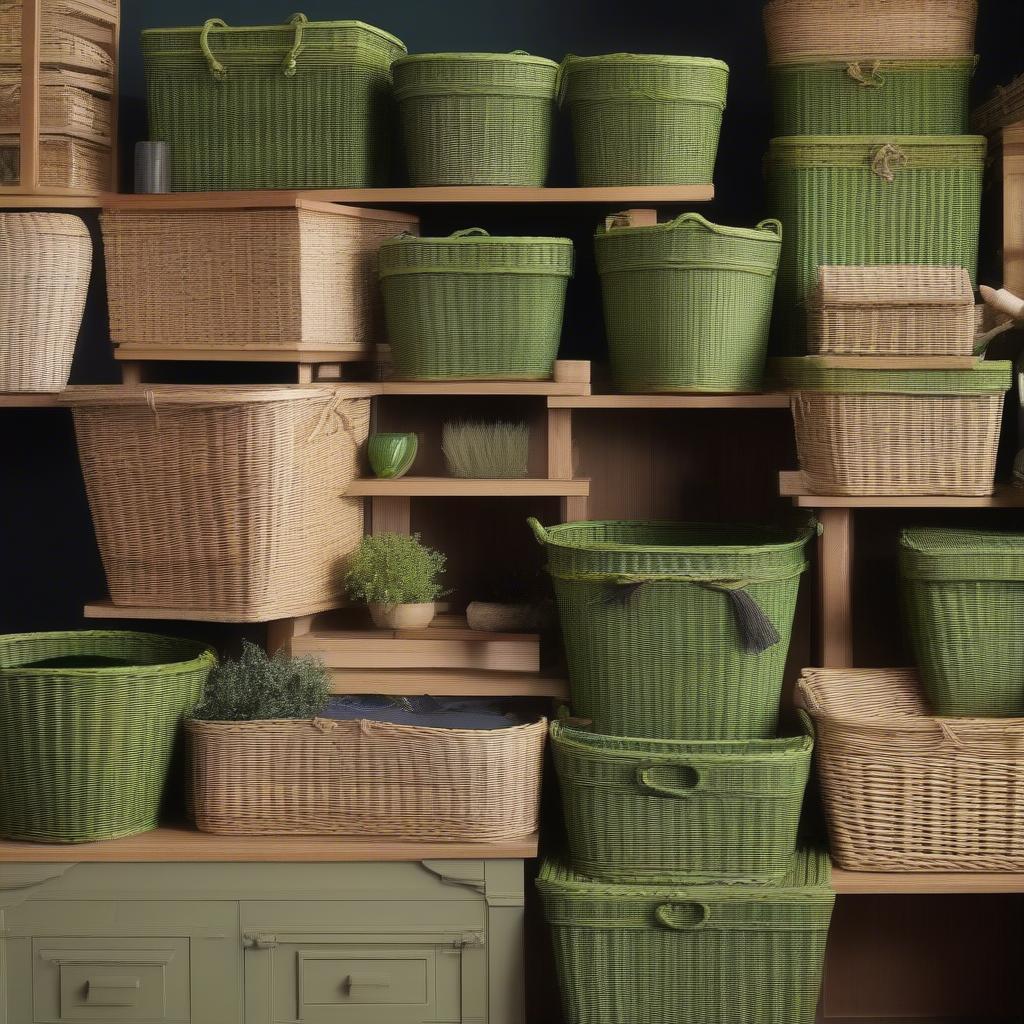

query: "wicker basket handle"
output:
635 764 700 799
654 902 710 931
199 19 229 80
756 218 783 237
282 14 309 78
846 60 885 88
527 517 549 545
450 227 491 238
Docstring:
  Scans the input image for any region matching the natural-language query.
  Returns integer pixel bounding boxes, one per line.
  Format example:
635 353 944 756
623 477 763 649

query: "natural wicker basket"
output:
187 715 546 839
798 667 1024 871
0 213 91 392
595 213 782 393
558 53 729 185
551 719 813 884
393 51 558 186
378 229 573 380
974 73 1024 137
0 631 214 844
60 385 369 622
0 134 110 190
0 70 112 142
538 849 834 1024
0 3 115 74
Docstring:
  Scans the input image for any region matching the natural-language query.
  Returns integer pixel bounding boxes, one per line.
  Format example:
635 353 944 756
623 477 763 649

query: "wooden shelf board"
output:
379 380 589 398
348 477 590 497
327 667 568 698
0 193 102 208
0 392 65 407
549 392 791 409
832 867 1024 894
779 471 1024 508
113 345 371 365
83 597 344 624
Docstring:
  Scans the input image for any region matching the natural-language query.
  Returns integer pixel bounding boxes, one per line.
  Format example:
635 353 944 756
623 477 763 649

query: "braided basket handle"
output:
756 218 783 237
527 517 549 545
200 18 229 80
451 227 491 238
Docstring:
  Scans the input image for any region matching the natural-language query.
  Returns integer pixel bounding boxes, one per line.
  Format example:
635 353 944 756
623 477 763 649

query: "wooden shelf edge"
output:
832 867 1024 894
113 345 372 365
0 193 102 208
348 477 590 497
550 392 791 409
83 597 344 624
779 471 1024 509
0 392 65 407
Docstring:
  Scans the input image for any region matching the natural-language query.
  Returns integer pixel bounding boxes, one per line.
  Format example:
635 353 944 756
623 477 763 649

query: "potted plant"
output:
345 532 447 630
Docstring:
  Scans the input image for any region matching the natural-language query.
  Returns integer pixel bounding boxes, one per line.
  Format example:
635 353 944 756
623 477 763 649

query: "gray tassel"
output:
725 588 780 654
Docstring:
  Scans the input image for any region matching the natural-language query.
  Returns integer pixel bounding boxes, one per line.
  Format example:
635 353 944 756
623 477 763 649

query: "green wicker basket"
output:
392 52 558 186
0 631 214 843
558 54 729 185
550 718 813 883
378 229 573 380
530 518 814 740
595 213 782 393
901 528 1024 716
537 848 834 1024
770 58 977 136
142 15 406 190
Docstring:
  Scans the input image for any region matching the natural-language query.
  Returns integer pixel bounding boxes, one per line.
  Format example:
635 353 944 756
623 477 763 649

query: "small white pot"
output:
369 602 436 630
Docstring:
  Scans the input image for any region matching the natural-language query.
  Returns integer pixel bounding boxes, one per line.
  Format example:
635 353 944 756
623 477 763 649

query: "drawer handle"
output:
346 973 389 991
85 976 141 1007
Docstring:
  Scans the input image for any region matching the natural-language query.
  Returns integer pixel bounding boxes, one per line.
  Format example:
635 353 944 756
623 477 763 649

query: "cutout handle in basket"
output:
756 218 783 237
654 902 710 931
635 764 701 799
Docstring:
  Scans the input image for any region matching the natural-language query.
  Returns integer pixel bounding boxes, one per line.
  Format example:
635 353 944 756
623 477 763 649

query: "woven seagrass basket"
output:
188 715 546 839
558 53 728 185
798 667 1024 870
974 73 1024 136
0 134 110 190
393 51 558 186
0 70 112 142
551 718 813 884
0 3 115 74
530 518 814 740
538 848 834 1024
0 631 214 843
595 213 782 393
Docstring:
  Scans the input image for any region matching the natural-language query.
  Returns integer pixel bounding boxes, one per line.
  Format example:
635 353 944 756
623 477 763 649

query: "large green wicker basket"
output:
378 229 573 380
901 528 1024 716
537 848 835 1024
558 54 729 185
770 58 977 136
550 719 813 883
392 52 558 186
142 15 406 190
595 213 782 393
0 631 214 843
530 518 814 740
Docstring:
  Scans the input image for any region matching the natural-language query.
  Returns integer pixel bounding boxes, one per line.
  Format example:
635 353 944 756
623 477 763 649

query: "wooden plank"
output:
20 0 41 195
547 408 574 479
83 597 344 623
0 392 64 407
549 393 791 409
113 345 372 365
376 363 591 397
326 667 568 699
1003 125 1024 296
0 192 103 207
552 360 591 385
560 495 591 522
809 355 980 371
371 495 412 535
817 507 854 669
832 869 1024 894
348 477 590 497
779 471 1024 508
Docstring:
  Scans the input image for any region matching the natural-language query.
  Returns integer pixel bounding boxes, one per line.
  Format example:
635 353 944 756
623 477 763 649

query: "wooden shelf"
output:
83 597 344 623
348 477 590 497
326 667 568 699
0 193 103 209
0 392 65 407
779 471 1024 509
549 392 791 409
113 344 373 366
832 868 1024 894
378 361 591 397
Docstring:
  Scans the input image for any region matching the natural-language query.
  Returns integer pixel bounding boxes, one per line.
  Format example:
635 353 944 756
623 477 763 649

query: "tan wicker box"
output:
0 70 112 142
0 133 109 189
0 2 115 74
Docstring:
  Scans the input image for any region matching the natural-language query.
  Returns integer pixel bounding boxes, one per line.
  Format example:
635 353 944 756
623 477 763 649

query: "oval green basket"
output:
378 229 573 380
595 213 782 393
392 51 559 186
558 53 729 185
0 631 215 843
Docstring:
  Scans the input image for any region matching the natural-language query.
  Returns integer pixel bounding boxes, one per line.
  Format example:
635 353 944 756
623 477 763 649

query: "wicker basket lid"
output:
59 384 365 407
812 265 975 308
767 135 986 171
393 51 559 98
559 52 729 108
771 357 1011 394
900 527 1024 581
0 212 90 239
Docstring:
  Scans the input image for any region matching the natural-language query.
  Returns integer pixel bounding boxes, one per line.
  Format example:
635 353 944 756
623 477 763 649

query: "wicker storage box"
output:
901 528 1024 716
558 54 728 185
0 631 214 843
798 666 1024 870
187 715 546 839
774 359 1011 496
530 518 813 741
538 849 834 1024
101 202 418 357
0 70 112 142
378 229 573 380
0 213 90 391
142 16 406 190
595 213 782 393
0 2 115 74
393 51 558 186
0 134 109 189
550 719 813 884
974 73 1024 136
60 385 369 622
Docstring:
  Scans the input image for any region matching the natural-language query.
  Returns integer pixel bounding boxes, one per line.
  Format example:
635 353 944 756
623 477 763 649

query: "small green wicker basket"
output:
0 631 215 843
558 53 729 185
537 848 835 1024
551 718 813 883
378 228 573 380
901 528 1024 716
392 51 558 186
595 213 782 393
530 518 814 740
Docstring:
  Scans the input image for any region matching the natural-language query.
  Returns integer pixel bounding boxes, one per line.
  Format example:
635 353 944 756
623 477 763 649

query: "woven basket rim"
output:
769 133 987 148
901 525 1024 557
59 384 352 407
771 357 1012 393
0 212 90 238
562 52 729 72
186 714 547 739
769 55 979 70
142 19 405 49
381 232 573 247
813 265 975 306
393 51 559 69
597 211 782 245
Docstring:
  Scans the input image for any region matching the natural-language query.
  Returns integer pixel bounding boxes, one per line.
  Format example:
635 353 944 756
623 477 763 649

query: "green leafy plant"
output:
345 532 447 607
191 642 330 721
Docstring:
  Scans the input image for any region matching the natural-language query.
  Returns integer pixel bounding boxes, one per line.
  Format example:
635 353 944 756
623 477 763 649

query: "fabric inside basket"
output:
323 695 523 730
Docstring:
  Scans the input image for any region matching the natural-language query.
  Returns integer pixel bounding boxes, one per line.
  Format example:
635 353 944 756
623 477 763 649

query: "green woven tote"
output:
392 52 558 186
901 527 1024 716
378 229 573 380
770 58 977 136
550 718 813 883
558 54 729 185
537 848 835 1024
595 213 782 393
142 16 406 190
0 631 215 843
530 518 814 740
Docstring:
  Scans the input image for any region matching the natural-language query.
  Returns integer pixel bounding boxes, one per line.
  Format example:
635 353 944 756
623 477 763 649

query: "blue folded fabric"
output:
322 695 520 731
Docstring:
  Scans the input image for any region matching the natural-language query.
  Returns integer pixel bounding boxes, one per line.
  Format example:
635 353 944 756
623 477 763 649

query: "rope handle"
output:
282 13 308 77
847 60 885 88
870 143 908 183
635 764 700 799
450 227 491 238
527 516 549 545
200 18 229 80
655 903 710 931
756 218 783 238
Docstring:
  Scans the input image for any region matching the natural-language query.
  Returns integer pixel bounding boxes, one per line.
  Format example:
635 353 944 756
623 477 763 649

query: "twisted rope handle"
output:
870 143 908 183
200 18 229 80
450 227 491 238
282 13 308 77
847 60 885 88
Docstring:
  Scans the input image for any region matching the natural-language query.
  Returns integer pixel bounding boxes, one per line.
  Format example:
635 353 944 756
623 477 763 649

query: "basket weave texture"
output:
0 631 214 843
0 71 112 142
798 666 1024 870
551 719 812 884
0 134 110 189
973 73 1024 136
393 52 558 186
187 715 546 839
61 385 369 621
538 848 834 1024
0 3 115 74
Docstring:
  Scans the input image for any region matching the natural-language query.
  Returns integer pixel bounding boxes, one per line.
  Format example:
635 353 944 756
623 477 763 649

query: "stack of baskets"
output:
530 517 835 1024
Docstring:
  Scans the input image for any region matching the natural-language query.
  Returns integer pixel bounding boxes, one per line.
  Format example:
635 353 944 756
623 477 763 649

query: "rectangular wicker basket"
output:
0 134 109 189
0 70 112 142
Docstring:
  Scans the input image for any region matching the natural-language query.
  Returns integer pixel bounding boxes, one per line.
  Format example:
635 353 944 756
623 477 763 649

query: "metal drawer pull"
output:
84 976 141 1006
346 973 389 991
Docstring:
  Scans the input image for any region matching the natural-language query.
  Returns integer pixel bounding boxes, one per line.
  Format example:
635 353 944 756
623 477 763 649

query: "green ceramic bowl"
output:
368 432 418 479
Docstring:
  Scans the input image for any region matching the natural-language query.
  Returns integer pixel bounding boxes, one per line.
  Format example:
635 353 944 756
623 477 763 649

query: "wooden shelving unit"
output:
548 392 791 409
349 477 590 497
832 868 1024 895
321 667 567 699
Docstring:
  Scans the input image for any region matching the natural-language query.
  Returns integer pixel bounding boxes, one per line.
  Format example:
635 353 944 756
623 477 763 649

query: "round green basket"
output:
378 228 573 380
392 51 559 186
595 213 782 393
558 53 729 185
530 518 814 740
0 631 215 843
